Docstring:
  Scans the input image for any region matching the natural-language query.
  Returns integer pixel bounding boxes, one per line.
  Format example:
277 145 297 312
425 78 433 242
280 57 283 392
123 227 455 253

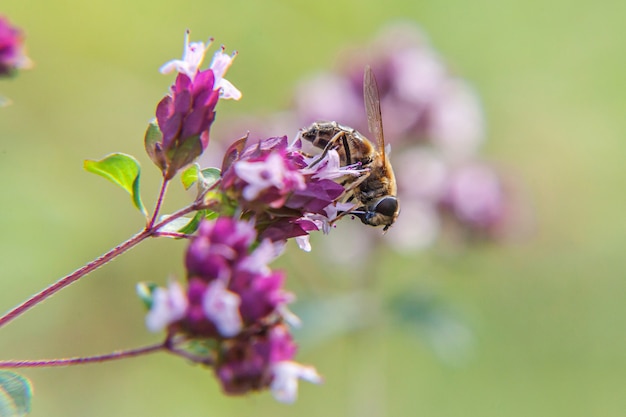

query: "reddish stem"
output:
0 342 166 368
147 178 170 229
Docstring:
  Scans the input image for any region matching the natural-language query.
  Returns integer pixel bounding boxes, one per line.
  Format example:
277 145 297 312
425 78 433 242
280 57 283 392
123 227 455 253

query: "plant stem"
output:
147 178 170 229
0 342 166 368
0 202 199 330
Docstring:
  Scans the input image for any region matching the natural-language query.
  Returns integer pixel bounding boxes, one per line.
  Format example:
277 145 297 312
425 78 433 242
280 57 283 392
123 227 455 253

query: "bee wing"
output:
363 65 386 162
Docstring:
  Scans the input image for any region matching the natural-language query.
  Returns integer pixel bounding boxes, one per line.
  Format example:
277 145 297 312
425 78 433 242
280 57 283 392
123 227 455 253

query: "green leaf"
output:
181 164 200 190
176 210 204 235
182 165 221 200
198 168 221 189
144 121 165 171
0 371 32 417
84 153 147 216
178 210 218 234
136 282 158 310
156 210 218 236
155 216 194 235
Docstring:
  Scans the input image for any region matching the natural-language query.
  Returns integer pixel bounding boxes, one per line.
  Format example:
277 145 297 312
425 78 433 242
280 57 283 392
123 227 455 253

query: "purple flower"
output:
146 218 294 339
222 136 306 209
234 151 306 204
215 323 322 401
143 218 320 401
220 136 359 249
146 31 241 179
0 15 31 77
441 163 505 232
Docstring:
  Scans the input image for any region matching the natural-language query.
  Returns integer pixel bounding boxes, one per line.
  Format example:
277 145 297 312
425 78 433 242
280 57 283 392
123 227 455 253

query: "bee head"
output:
354 196 399 231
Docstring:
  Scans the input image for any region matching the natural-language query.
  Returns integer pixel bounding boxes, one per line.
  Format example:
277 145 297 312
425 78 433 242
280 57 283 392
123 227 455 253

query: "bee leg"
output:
328 202 361 226
308 131 347 168
337 169 370 203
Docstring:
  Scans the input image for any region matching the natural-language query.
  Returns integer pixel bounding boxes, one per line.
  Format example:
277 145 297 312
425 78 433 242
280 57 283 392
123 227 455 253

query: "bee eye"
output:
374 197 398 217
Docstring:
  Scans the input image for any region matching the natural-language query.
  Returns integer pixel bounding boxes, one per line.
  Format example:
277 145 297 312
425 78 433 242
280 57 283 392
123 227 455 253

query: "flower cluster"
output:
0 15 31 77
146 217 321 402
220 135 360 250
145 31 241 179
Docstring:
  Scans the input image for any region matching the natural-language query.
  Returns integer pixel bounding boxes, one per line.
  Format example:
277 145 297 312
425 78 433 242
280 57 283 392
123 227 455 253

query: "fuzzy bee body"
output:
299 67 399 231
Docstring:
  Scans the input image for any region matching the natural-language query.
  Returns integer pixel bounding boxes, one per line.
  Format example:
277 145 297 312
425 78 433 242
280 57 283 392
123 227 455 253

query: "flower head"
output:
0 15 31 78
146 32 241 179
215 323 321 400
146 218 293 339
220 135 356 248
144 217 320 402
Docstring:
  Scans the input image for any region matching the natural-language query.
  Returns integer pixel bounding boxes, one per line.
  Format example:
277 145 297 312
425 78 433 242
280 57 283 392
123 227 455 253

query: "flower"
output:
143 218 320 402
234 151 306 203
145 281 188 332
146 31 241 179
215 323 321 400
271 361 323 403
0 16 31 77
202 279 243 337
441 163 505 232
209 47 242 100
159 30 211 79
220 135 356 248
145 218 294 339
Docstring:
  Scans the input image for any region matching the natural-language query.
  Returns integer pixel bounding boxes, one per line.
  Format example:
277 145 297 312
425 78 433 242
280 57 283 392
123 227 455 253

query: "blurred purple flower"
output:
0 15 31 77
440 163 505 233
215 323 322 402
146 31 241 179
293 23 485 156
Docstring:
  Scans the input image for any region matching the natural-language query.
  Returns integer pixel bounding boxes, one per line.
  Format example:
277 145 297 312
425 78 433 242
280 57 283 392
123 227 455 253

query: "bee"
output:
299 66 399 231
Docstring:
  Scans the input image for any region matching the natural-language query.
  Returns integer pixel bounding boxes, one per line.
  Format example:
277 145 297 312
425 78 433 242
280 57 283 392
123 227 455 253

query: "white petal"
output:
271 361 323 404
209 49 235 79
240 239 285 273
295 235 312 252
218 78 242 100
203 280 243 337
145 281 188 332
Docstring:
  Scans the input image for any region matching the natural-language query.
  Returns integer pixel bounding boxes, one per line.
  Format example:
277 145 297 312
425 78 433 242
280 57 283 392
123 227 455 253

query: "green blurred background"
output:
1 0 625 416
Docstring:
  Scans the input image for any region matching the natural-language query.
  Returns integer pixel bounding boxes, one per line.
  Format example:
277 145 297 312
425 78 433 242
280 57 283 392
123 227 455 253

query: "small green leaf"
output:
155 216 190 235
198 168 221 189
182 166 221 198
179 210 220 234
84 153 147 216
156 210 218 236
176 210 204 235
144 121 165 171
0 371 32 417
177 338 218 359
181 164 200 190
136 282 158 310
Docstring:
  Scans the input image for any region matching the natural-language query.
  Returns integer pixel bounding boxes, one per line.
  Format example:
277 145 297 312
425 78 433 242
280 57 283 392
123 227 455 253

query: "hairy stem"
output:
0 342 166 368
